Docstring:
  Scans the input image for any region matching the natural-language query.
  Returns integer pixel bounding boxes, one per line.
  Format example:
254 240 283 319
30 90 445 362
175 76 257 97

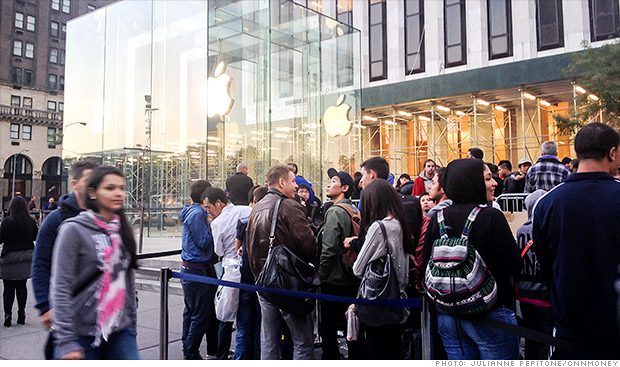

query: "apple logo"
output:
323 94 352 137
207 61 234 118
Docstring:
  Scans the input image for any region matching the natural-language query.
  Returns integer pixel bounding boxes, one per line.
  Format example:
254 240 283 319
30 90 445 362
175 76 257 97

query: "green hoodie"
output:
319 198 360 286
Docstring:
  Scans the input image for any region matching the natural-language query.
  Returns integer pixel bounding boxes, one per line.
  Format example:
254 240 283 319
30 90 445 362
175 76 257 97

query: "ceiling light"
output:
588 94 599 101
539 100 551 107
575 85 586 94
418 116 430 121
495 106 507 112
455 111 466 116
363 115 377 121
523 92 536 100
476 99 489 106
398 111 412 117
384 120 397 126
436 105 450 112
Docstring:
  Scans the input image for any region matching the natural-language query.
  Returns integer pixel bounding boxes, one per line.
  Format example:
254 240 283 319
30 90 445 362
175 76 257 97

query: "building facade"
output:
0 0 116 210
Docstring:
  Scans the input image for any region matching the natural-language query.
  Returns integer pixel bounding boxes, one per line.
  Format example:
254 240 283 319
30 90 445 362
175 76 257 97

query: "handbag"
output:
255 197 320 315
354 220 404 326
215 256 242 322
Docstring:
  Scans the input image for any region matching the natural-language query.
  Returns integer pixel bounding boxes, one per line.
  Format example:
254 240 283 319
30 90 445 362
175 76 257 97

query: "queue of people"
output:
2 122 618 360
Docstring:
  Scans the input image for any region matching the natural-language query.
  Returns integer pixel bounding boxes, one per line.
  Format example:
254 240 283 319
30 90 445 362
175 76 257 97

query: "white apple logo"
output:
207 61 234 118
323 94 352 137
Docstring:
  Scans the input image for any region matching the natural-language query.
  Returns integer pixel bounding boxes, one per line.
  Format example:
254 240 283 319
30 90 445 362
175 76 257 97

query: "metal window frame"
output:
444 0 467 68
405 0 425 75
487 0 513 60
535 0 565 51
369 0 387 82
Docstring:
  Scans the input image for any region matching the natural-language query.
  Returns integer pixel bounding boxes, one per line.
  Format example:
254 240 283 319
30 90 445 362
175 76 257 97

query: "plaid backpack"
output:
424 205 498 316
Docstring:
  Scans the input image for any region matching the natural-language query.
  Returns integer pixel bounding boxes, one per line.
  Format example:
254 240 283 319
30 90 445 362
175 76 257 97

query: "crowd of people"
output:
1 122 618 360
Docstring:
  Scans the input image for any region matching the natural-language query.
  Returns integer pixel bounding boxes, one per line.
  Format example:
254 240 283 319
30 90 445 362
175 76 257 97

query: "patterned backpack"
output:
424 205 498 316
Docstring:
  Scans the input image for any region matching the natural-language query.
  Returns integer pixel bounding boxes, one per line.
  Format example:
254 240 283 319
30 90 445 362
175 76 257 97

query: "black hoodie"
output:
422 159 522 309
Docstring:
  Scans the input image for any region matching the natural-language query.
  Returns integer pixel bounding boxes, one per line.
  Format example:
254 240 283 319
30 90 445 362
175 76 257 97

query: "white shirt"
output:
211 203 253 260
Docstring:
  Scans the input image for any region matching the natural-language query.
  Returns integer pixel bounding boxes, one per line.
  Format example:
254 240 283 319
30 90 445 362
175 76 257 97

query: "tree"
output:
553 40 620 133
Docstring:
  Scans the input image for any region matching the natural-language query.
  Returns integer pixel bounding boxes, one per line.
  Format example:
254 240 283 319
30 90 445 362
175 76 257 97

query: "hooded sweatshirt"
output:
179 204 214 265
32 192 83 315
422 159 522 308
51 211 137 358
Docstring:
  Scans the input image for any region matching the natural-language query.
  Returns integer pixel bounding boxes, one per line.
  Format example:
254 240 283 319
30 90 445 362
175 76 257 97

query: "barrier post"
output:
421 295 432 360
159 267 172 360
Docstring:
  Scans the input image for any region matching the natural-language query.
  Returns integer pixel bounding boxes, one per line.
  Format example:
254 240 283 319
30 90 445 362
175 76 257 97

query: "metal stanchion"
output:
420 295 432 360
159 267 172 360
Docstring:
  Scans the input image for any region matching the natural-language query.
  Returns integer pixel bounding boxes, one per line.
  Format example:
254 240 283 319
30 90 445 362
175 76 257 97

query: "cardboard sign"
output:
503 211 529 238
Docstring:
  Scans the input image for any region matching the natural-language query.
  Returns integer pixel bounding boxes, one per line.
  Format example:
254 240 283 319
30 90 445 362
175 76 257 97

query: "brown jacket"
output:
247 189 317 278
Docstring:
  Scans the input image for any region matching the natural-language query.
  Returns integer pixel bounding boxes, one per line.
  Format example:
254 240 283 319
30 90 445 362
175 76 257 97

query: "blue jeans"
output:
181 264 218 359
437 307 519 360
73 327 140 360
234 289 261 360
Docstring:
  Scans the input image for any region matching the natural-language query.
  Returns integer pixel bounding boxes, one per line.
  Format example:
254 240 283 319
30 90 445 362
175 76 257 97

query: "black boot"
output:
17 312 25 325
4 314 11 328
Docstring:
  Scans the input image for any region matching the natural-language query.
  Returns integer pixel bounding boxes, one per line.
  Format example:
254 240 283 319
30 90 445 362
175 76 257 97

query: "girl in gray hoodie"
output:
51 166 139 360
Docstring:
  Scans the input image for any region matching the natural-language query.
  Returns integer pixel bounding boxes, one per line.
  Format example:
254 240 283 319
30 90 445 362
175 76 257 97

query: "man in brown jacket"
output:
246 164 317 359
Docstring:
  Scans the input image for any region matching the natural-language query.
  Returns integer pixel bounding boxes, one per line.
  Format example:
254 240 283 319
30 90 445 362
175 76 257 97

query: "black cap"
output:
328 169 355 194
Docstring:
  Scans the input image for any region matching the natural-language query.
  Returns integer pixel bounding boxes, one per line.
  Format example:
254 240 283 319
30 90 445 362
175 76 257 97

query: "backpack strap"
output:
437 209 448 239
377 220 390 255
461 205 483 239
334 203 357 219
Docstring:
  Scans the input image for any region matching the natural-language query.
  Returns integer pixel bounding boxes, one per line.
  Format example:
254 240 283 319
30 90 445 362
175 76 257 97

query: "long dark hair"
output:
360 179 414 254
7 197 31 223
83 166 137 267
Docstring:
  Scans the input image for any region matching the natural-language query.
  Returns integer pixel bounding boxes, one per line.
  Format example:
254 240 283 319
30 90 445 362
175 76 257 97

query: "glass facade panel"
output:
64 0 361 237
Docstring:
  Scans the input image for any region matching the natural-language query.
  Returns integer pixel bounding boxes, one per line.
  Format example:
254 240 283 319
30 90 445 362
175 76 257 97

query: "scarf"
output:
85 210 128 347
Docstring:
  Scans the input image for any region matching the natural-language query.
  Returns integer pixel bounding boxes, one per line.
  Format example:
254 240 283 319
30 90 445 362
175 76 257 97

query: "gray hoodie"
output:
51 211 137 358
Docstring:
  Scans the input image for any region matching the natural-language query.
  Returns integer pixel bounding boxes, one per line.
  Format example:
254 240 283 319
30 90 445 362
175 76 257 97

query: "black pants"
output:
3 279 27 317
520 302 553 360
363 323 402 360
319 283 364 359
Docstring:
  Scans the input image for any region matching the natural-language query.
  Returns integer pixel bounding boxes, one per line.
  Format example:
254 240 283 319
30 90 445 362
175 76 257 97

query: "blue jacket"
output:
32 192 83 315
180 204 214 264
533 172 620 355
296 176 315 203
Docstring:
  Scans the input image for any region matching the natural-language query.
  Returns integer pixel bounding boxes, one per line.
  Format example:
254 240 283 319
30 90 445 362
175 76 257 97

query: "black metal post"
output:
159 267 171 360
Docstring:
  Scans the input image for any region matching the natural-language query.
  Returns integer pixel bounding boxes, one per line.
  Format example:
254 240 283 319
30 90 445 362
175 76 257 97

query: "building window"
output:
49 74 58 90
15 12 24 29
50 48 58 64
11 96 21 107
405 0 425 74
52 0 60 11
47 101 57 111
25 42 34 58
308 0 322 12
26 15 36 32
336 0 352 26
58 102 64 112
23 125 32 140
51 21 59 38
60 49 65 65
536 0 564 50
23 97 33 108
61 24 67 39
62 0 71 14
47 128 57 143
13 40 23 56
488 0 513 59
11 124 20 139
444 0 467 67
24 69 34 86
12 67 22 84
59 76 65 90
589 0 620 41
369 0 387 81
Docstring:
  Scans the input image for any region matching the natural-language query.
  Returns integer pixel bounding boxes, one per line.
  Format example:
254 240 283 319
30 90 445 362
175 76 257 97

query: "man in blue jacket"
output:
31 160 99 359
533 123 620 359
179 180 218 360
287 162 315 203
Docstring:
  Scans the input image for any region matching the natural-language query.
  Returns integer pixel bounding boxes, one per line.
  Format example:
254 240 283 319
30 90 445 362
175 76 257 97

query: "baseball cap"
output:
518 158 532 167
327 169 355 193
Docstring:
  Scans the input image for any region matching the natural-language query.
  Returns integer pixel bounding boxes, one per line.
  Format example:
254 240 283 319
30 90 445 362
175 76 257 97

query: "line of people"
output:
6 122 618 360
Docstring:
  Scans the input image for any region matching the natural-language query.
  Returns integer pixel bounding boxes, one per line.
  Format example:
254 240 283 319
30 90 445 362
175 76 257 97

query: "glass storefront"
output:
63 0 361 237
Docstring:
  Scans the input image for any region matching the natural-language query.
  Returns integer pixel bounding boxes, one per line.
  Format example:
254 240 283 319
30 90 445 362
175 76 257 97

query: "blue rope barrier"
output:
172 271 420 308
